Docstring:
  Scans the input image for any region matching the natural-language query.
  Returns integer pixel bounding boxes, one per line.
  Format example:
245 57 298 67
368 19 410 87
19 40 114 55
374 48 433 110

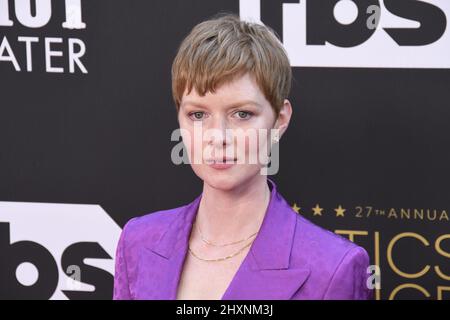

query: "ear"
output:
273 99 293 139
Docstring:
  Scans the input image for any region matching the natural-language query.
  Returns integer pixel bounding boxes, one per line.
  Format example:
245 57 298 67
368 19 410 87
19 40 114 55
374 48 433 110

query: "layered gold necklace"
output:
188 221 258 262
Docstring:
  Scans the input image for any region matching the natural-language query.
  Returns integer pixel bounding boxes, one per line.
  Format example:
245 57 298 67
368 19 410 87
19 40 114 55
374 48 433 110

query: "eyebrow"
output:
180 100 262 110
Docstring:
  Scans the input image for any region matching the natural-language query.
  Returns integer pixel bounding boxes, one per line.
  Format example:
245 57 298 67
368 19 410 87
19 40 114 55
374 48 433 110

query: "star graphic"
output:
292 203 301 214
312 204 324 216
334 205 346 217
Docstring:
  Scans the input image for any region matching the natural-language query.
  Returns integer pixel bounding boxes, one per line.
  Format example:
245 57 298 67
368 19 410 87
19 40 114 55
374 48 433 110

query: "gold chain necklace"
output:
195 221 258 247
188 239 254 262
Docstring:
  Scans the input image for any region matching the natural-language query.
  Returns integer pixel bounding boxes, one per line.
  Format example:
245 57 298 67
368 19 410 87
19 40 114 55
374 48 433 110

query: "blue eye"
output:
235 111 253 120
189 111 205 121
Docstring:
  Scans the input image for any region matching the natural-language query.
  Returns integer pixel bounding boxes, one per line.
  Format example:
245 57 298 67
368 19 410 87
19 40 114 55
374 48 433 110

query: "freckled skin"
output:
174 73 293 299
177 72 292 191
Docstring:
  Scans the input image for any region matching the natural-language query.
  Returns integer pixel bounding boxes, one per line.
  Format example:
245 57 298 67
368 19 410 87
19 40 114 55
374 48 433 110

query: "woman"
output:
113 13 373 300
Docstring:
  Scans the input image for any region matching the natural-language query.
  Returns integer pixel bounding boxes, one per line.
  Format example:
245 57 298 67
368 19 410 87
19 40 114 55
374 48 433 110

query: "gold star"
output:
292 203 301 214
334 205 346 217
312 204 324 216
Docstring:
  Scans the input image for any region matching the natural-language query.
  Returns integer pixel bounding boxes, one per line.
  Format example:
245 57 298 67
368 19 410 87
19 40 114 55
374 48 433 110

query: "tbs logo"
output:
0 201 121 299
240 0 449 68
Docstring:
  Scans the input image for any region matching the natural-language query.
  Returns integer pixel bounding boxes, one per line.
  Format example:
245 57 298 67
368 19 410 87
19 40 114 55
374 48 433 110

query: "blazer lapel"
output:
137 178 310 300
221 179 310 300
221 254 311 300
135 194 202 300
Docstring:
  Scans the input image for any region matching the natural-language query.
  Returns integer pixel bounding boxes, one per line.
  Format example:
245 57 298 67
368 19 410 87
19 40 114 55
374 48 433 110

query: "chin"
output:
197 167 261 192
202 174 240 191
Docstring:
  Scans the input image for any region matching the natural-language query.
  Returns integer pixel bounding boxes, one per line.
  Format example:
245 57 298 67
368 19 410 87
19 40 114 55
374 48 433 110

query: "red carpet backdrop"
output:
0 0 449 299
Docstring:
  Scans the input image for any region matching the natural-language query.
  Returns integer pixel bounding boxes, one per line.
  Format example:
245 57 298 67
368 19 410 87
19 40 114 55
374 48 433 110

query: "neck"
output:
195 175 271 243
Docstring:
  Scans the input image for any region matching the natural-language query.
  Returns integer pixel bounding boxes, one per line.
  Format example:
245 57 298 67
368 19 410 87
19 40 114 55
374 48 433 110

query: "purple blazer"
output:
113 178 373 300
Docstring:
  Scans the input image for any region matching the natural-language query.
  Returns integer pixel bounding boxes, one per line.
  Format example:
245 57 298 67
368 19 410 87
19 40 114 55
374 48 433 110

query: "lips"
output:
205 158 237 169
205 158 237 164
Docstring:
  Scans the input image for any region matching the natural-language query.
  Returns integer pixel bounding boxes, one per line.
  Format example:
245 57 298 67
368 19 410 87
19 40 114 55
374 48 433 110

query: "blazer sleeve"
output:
113 217 137 300
323 246 374 300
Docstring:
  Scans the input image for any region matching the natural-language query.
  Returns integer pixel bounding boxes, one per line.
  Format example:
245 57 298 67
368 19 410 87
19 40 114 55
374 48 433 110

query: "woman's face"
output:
177 72 287 191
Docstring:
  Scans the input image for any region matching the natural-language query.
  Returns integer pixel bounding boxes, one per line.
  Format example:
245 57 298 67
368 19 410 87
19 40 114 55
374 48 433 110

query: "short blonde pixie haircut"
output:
171 13 292 117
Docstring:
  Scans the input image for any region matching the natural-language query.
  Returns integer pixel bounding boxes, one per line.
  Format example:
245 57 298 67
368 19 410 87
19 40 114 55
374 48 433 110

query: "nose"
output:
206 116 233 148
